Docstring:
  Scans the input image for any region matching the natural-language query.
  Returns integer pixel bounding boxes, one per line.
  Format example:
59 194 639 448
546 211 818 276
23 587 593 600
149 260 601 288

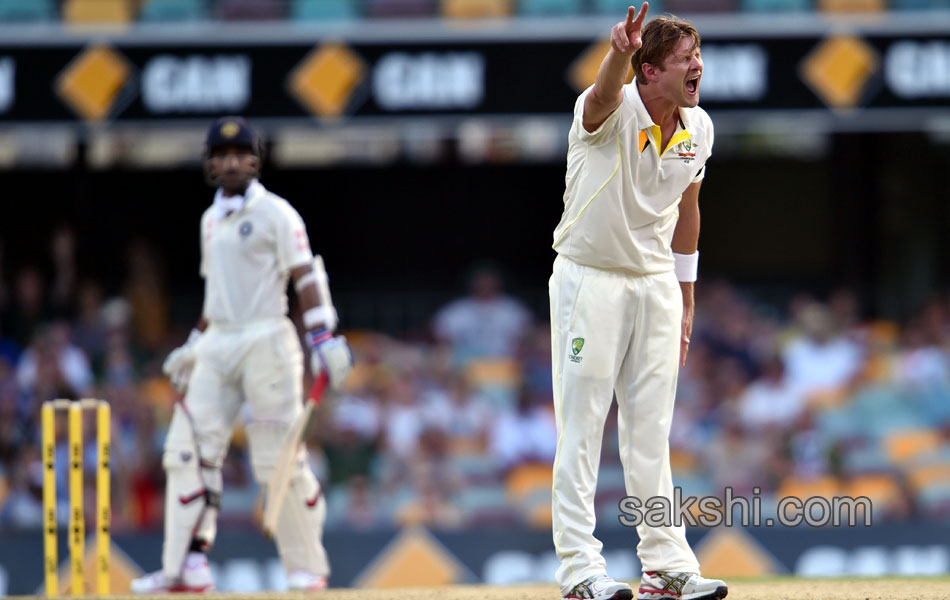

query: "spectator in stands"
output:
703 418 777 496
898 301 950 389
17 320 94 402
737 354 805 430
490 385 556 471
422 374 491 449
433 265 532 364
72 281 110 369
49 226 77 318
5 267 48 349
123 239 170 352
782 301 864 401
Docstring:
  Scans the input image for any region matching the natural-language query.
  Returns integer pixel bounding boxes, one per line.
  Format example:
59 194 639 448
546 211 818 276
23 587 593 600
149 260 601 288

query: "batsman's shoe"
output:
130 553 214 594
563 574 633 600
637 571 727 600
287 570 328 591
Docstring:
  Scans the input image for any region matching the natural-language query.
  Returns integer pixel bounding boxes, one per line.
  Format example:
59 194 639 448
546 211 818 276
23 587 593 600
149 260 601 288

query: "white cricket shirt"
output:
553 80 714 275
200 180 313 325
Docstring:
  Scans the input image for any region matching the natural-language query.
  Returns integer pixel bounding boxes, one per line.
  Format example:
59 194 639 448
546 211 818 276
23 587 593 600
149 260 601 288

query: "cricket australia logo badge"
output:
678 138 696 163
569 337 585 363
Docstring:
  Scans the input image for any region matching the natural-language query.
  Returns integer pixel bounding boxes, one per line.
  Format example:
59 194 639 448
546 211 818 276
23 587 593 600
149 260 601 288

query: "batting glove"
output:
307 329 353 392
162 328 201 392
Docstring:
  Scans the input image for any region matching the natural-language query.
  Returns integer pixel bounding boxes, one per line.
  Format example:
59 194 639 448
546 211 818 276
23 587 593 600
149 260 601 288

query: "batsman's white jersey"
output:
550 82 713 595
160 180 330 582
553 82 713 275
200 179 313 325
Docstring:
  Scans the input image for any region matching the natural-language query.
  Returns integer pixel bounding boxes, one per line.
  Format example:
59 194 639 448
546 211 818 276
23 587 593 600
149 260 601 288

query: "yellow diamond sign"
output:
355 527 469 588
800 34 878 110
289 43 366 118
569 40 633 93
57 44 131 121
695 528 784 578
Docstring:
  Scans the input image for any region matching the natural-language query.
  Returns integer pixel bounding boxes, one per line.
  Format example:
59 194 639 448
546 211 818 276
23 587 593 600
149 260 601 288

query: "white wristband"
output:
303 305 338 331
673 251 699 282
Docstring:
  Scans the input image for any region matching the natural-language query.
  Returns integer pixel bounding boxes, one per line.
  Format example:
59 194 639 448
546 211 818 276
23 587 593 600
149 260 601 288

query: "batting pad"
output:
161 450 222 580
247 422 330 577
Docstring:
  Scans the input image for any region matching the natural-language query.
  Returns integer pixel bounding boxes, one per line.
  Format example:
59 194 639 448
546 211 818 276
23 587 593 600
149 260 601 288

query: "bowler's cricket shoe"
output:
637 571 727 600
564 574 633 600
287 570 328 591
130 553 215 594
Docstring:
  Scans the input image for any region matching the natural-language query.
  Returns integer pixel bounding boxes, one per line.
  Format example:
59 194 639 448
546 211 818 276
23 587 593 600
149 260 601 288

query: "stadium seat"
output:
0 0 55 22
842 443 890 473
883 428 941 464
906 462 950 493
817 0 884 11
139 0 208 22
740 0 810 11
465 358 522 388
522 489 553 528
454 484 517 526
517 0 580 16
598 464 627 492
843 473 901 507
892 0 950 9
506 463 552 501
216 0 288 20
592 0 661 15
63 0 135 23
442 0 512 18
664 0 737 11
776 475 840 501
671 474 714 497
366 0 437 17
292 0 360 20
815 406 861 442
448 453 498 483
917 481 950 518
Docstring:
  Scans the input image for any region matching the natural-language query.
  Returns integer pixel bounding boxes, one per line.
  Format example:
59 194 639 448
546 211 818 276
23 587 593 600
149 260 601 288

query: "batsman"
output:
550 4 727 600
131 117 352 593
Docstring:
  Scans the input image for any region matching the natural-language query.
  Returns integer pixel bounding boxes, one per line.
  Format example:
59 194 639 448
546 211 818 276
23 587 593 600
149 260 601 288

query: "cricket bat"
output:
261 255 335 537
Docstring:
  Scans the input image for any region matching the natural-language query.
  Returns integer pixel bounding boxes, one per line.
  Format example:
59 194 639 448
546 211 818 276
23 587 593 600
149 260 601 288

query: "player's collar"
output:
629 79 656 130
213 179 263 219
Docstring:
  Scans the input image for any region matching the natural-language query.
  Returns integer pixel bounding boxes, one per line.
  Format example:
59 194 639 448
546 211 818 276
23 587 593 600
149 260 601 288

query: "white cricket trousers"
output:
549 255 699 593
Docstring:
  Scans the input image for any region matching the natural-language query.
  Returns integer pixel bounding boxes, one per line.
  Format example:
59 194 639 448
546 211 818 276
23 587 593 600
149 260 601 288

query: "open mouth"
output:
686 75 700 95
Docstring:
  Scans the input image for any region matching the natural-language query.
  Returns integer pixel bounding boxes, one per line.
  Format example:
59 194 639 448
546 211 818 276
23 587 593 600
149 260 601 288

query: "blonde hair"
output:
631 16 701 82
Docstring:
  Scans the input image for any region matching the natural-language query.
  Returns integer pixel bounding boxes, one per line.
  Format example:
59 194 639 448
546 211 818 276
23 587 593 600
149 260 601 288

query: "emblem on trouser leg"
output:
570 337 585 363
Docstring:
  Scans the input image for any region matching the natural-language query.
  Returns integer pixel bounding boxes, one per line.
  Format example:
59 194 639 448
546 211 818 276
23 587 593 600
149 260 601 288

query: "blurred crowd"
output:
2 0 946 27
1 228 949 536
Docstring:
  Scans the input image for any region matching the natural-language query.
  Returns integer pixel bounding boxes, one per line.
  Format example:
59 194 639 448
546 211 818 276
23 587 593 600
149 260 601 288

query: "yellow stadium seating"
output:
64 0 135 23
843 473 901 505
442 0 512 18
506 463 552 501
884 428 942 464
907 463 950 493
818 0 885 11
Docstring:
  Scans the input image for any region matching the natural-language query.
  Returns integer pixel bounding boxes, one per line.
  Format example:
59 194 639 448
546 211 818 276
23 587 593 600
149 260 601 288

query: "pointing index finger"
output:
625 5 635 25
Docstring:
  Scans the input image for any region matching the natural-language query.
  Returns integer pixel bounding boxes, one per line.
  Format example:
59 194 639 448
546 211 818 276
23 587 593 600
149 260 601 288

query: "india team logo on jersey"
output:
569 337 585 363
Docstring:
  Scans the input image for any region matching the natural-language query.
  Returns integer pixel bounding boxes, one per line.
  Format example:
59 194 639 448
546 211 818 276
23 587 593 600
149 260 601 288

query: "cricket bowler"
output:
549 5 728 600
